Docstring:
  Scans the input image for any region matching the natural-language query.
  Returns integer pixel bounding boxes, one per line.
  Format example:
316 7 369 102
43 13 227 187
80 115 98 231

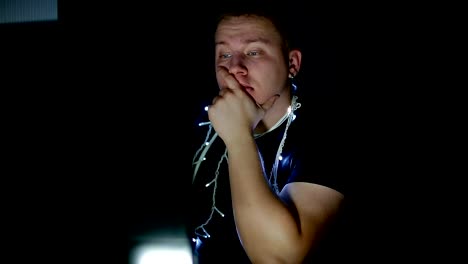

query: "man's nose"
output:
228 54 247 75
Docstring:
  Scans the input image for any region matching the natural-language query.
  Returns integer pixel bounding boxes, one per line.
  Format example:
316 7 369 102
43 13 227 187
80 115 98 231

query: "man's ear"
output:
288 49 302 78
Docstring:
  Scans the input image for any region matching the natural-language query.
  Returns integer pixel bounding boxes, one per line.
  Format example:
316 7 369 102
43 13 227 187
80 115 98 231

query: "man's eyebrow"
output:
215 37 271 46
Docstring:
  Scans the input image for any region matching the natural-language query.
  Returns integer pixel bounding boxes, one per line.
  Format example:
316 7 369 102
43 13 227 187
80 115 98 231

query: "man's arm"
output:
226 136 344 264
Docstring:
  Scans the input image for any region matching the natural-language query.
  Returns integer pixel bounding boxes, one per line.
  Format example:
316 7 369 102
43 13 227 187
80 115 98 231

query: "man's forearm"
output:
226 136 304 262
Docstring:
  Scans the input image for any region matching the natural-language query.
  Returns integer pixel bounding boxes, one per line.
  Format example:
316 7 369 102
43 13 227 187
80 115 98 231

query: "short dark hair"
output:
213 1 300 62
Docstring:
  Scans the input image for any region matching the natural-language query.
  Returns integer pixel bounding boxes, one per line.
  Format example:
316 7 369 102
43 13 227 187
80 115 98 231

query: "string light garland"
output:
191 95 301 241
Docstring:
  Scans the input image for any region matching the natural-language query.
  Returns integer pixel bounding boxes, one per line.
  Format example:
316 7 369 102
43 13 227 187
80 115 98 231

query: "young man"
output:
190 5 345 263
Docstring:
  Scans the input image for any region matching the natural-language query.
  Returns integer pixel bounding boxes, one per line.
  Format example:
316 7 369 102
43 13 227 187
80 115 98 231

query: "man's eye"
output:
220 53 232 59
247 51 259 56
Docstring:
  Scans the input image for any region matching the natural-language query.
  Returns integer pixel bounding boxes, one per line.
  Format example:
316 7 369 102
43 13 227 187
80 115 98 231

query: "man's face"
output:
214 15 289 105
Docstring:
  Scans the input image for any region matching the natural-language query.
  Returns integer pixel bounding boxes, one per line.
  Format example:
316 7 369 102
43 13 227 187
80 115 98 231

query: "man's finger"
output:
218 88 228 96
217 67 241 90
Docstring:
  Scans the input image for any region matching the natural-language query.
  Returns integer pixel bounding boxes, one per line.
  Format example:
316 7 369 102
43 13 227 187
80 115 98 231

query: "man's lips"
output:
242 86 254 95
235 78 254 93
239 82 253 91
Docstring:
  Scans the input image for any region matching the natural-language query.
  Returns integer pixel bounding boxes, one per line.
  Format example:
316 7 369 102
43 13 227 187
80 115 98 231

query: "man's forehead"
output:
217 15 275 32
215 17 280 44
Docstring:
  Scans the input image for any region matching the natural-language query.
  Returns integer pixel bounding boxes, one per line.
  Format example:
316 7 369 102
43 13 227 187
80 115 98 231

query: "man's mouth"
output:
239 83 253 92
244 86 253 92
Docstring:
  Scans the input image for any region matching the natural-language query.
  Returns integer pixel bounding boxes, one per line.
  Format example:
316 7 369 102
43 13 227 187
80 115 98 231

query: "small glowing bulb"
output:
205 142 209 146
214 207 225 217
278 155 283 161
205 179 215 187
198 121 211 126
204 106 209 111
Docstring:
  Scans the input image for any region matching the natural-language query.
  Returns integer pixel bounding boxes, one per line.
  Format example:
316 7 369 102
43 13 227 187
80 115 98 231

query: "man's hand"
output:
208 67 278 144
